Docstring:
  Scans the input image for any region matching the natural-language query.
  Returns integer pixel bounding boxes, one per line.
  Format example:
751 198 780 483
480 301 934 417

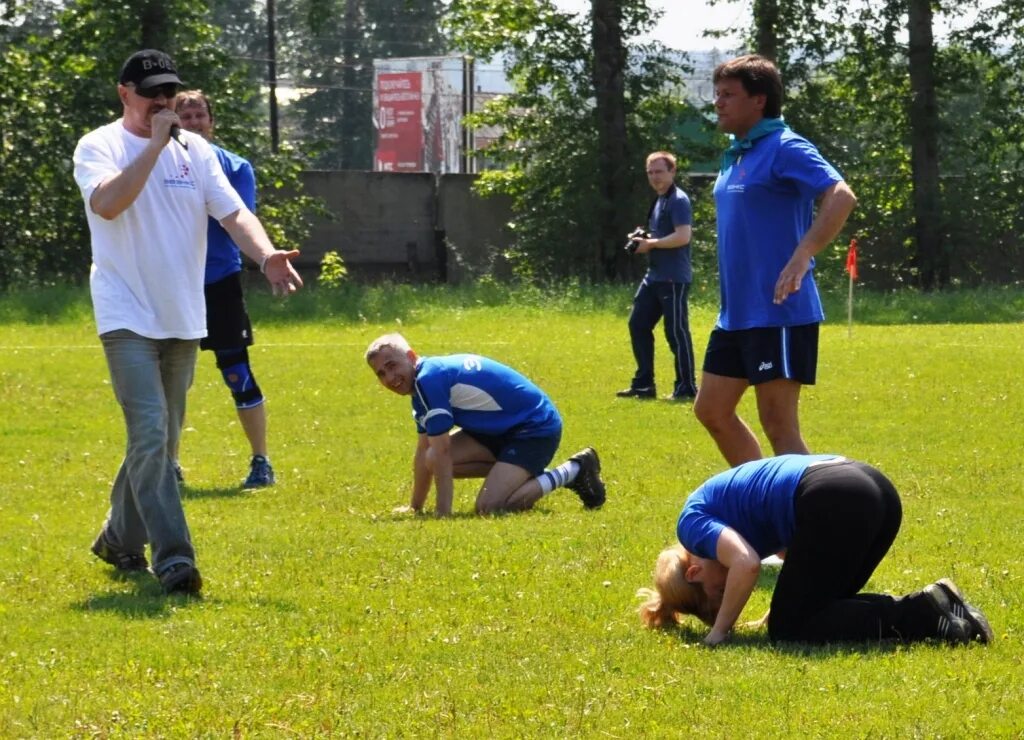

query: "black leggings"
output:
768 460 936 643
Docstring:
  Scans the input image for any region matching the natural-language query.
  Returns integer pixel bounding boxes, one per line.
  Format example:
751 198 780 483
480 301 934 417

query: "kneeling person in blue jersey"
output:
366 333 606 516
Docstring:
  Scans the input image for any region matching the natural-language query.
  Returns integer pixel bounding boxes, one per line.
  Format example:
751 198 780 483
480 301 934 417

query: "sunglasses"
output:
130 83 180 99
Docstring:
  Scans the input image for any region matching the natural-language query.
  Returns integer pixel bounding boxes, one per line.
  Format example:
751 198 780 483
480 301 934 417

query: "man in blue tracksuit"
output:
366 333 607 516
619 150 697 402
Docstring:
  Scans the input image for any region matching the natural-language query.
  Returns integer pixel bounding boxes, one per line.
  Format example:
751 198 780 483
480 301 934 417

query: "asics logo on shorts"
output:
758 361 774 371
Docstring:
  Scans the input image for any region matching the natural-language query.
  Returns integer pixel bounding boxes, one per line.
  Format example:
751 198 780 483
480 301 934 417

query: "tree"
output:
444 0 705 281
275 0 447 170
0 0 321 289
906 0 945 289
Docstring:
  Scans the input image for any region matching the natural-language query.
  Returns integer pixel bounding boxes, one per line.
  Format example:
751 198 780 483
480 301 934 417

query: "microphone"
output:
169 124 189 150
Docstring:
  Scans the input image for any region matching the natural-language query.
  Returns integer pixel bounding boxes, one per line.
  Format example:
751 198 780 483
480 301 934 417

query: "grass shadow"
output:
72 571 202 618
179 485 251 500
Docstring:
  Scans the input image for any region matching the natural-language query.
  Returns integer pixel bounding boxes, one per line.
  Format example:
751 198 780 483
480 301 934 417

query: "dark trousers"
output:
627 278 696 397
769 461 941 643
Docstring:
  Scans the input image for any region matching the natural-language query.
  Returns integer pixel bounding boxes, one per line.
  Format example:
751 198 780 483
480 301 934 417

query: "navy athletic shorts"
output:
702 323 818 385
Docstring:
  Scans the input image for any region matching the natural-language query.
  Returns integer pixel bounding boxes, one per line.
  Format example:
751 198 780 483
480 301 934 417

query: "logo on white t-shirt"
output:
164 163 196 190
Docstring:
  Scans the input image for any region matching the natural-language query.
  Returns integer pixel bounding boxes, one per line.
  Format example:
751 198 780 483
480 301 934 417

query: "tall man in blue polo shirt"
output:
618 151 697 402
694 54 857 466
366 333 606 516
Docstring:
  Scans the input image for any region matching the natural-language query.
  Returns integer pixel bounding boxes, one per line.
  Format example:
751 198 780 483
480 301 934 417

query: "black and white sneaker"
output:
922 581 972 644
567 447 606 509
934 578 994 644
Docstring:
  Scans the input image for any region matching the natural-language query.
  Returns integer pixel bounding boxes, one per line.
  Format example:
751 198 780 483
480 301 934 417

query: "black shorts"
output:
460 429 562 477
702 323 818 385
201 273 254 351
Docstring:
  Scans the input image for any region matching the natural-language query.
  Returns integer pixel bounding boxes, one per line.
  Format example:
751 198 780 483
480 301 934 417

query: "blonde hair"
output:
365 333 412 363
637 545 717 628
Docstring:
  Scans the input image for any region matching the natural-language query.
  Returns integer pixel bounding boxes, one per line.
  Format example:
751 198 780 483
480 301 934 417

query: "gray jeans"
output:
99 329 198 574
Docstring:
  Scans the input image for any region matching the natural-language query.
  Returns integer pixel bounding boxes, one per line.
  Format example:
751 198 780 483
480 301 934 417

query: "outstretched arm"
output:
705 527 762 646
220 208 303 297
773 180 857 304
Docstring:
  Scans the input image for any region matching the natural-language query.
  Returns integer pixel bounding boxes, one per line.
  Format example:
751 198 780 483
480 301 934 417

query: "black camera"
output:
624 227 650 254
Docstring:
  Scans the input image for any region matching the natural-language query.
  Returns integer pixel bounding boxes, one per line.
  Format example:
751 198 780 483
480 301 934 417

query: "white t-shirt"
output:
73 120 245 338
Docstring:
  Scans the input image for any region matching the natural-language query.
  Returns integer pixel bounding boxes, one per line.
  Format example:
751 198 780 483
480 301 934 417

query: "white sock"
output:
537 460 581 495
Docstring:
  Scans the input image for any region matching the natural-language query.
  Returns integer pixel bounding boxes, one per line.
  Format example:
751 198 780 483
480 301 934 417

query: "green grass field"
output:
1 285 1022 737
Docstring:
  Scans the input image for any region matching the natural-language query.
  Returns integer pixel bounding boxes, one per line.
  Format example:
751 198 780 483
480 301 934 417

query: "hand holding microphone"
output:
169 124 188 150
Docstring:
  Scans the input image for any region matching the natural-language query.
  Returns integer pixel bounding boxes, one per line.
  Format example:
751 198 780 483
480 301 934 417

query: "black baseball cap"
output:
118 49 183 89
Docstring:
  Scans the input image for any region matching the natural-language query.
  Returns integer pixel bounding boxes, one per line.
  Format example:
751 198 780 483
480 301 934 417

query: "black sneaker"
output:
91 531 149 572
922 581 972 644
616 386 656 399
934 578 993 644
159 563 203 595
567 447 606 509
173 461 184 483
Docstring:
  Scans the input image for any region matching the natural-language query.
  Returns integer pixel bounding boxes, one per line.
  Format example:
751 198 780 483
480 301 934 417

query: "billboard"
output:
373 57 464 174
374 72 424 172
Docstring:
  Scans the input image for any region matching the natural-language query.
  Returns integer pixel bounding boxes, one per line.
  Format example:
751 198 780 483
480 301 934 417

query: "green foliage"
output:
318 250 350 289
1 292 1023 735
0 0 322 289
446 0 714 281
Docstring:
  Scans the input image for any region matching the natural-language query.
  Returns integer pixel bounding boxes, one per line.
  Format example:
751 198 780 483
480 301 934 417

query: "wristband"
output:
260 253 271 273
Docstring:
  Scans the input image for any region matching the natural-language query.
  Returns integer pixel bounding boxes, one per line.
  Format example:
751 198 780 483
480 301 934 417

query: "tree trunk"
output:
753 0 780 60
590 0 630 280
907 0 947 289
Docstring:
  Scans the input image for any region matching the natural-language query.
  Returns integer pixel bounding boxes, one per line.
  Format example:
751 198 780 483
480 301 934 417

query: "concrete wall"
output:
298 170 513 283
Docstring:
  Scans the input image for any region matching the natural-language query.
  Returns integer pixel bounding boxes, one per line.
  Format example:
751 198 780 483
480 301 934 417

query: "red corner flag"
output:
845 239 859 281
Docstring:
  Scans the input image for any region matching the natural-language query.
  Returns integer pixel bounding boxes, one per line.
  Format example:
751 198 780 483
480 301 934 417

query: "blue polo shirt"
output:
411 354 562 439
677 454 838 559
205 144 256 284
713 128 842 330
646 185 693 284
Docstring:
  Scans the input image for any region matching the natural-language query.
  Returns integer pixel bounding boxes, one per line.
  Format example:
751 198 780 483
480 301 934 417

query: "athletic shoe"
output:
159 563 203 595
761 554 785 568
616 386 656 399
173 461 184 483
922 581 972 644
243 455 275 489
567 447 606 509
934 578 994 644
91 530 149 572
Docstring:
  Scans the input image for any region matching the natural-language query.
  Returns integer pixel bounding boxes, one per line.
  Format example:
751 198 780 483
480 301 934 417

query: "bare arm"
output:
704 527 762 646
409 434 432 512
635 224 692 254
427 433 455 517
219 208 303 296
89 110 177 220
773 180 857 304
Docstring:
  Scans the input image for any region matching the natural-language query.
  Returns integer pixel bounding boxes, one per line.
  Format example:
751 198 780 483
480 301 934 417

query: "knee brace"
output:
214 348 264 409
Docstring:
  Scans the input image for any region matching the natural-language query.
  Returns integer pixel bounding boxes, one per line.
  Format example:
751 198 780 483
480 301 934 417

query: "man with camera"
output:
618 150 697 402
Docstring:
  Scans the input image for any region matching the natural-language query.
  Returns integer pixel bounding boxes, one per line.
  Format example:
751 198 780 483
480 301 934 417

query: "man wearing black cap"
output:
72 49 304 595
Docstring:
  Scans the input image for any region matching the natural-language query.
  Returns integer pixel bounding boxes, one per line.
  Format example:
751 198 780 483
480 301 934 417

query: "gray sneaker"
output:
934 579 993 644
567 447 606 509
159 563 203 595
91 531 149 572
